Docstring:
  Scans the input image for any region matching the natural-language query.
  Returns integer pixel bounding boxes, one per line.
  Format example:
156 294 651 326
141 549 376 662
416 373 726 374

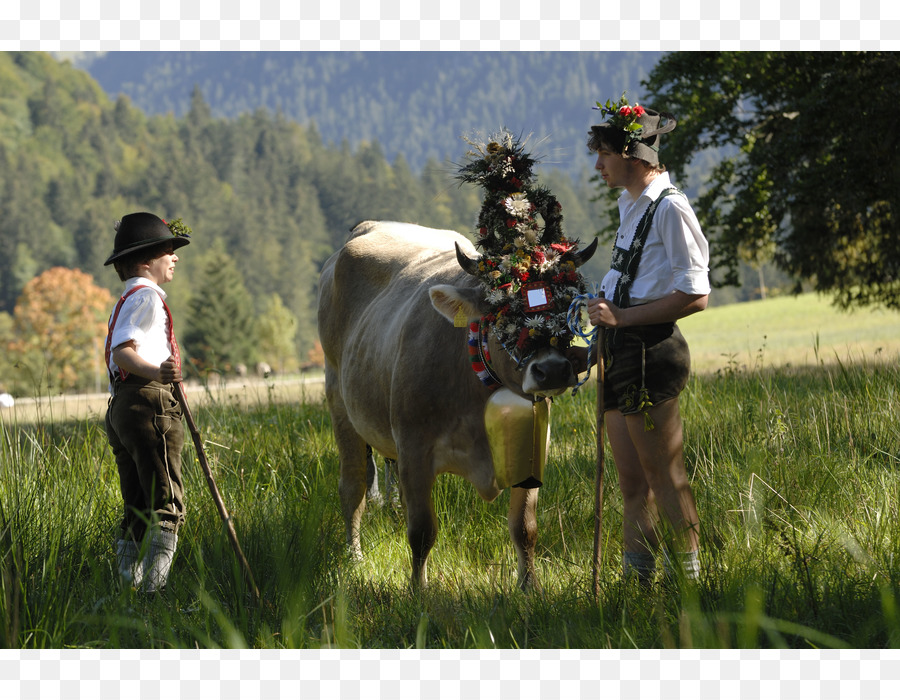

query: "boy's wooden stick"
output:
174 382 261 601
592 305 606 601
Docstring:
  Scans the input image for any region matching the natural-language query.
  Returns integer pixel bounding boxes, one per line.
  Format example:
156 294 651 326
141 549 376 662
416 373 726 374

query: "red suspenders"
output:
105 286 181 385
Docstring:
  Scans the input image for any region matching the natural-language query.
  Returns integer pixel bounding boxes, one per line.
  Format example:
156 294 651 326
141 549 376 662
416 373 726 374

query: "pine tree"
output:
182 243 258 376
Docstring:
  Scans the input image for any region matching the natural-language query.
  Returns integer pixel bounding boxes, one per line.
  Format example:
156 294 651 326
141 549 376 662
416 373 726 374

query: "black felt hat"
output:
590 106 677 166
104 212 191 266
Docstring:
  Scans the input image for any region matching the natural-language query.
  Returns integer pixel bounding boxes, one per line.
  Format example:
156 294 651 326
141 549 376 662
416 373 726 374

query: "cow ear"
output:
429 285 487 325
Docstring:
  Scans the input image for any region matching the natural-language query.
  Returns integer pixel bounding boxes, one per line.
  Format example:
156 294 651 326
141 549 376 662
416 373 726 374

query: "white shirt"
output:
107 277 173 393
600 172 711 306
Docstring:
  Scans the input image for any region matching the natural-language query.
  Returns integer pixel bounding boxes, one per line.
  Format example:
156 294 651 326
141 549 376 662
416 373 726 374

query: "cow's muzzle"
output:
522 351 577 397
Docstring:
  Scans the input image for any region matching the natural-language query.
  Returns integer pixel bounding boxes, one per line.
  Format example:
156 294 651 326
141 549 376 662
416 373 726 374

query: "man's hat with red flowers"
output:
588 93 677 166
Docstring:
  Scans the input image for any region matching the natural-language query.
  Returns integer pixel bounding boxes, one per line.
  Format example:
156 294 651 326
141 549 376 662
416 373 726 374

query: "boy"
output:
586 97 711 584
103 212 190 593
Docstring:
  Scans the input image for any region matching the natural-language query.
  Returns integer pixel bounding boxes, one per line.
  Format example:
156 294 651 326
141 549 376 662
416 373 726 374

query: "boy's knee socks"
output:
623 550 656 585
116 539 143 587
141 529 179 593
663 548 700 580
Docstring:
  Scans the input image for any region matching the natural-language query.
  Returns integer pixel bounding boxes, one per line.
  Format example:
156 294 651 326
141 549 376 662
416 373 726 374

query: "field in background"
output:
4 293 899 427
680 293 900 374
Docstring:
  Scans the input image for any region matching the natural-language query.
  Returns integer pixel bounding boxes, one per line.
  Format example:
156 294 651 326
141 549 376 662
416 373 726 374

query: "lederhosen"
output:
603 188 692 421
104 285 185 540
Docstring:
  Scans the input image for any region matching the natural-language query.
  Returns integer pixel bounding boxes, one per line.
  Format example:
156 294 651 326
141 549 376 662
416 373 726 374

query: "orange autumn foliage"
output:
9 267 113 393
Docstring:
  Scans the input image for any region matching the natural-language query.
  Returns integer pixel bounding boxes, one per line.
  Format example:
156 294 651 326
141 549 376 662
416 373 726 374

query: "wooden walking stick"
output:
174 382 261 601
592 300 606 602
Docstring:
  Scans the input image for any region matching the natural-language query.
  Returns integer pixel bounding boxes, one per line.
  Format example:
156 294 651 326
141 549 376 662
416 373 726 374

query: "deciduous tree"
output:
644 51 900 309
8 267 113 394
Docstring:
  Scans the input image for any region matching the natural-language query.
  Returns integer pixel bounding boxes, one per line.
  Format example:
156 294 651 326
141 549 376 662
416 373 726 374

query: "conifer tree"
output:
182 243 258 376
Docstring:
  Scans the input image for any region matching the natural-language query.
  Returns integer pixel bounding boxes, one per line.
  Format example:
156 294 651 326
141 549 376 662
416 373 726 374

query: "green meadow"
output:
2 293 900 649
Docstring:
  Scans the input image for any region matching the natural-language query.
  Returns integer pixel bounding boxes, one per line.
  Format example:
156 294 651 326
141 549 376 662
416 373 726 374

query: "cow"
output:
316 220 596 590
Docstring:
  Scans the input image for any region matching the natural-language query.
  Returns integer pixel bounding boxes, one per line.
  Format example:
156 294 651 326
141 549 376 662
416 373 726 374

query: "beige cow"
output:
317 220 595 590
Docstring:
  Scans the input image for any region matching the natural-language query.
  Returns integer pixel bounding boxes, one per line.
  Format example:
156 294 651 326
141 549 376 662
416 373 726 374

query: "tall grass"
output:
3 355 900 648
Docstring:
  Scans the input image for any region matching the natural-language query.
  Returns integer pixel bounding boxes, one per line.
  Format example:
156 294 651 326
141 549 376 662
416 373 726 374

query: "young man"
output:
586 97 711 584
104 212 190 593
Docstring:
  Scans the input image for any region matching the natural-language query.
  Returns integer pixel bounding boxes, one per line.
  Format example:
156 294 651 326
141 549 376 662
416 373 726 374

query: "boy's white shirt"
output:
600 171 711 306
107 277 172 392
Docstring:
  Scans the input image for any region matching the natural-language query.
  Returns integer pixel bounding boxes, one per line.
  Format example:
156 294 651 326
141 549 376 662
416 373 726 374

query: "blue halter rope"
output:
566 282 601 395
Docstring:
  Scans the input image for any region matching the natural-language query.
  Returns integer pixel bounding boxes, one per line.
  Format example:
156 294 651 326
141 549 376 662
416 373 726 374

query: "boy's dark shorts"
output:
602 322 691 414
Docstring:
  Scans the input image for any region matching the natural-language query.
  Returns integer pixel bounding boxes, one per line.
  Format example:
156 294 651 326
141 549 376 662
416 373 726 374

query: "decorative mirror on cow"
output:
522 281 552 313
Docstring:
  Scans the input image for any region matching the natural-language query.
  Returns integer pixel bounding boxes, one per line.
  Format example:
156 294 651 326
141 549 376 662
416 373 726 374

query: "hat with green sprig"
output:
587 93 677 166
104 212 192 265
454 130 596 361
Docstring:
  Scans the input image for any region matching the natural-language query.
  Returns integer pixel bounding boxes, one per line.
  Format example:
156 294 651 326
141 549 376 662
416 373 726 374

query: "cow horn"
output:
563 238 599 268
455 242 481 276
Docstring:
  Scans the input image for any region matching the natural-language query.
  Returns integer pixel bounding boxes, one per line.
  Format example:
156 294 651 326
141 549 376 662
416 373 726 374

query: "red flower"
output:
479 227 487 236
517 327 531 348
634 105 646 117
618 106 633 117
507 219 517 229
550 242 573 254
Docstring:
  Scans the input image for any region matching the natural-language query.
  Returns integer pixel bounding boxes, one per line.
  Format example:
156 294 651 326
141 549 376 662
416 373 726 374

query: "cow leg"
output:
337 430 368 560
326 383 369 561
398 461 437 589
365 445 383 506
508 486 540 591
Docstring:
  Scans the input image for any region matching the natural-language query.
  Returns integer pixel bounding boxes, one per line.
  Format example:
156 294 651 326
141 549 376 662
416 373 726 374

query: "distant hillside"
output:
67 51 663 177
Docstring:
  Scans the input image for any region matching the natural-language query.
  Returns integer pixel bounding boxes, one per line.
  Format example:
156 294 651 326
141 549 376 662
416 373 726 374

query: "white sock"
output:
141 530 178 593
663 549 700 580
116 539 143 587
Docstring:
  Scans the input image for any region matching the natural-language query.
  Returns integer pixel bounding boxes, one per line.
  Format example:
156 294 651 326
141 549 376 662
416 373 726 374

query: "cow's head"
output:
429 237 597 399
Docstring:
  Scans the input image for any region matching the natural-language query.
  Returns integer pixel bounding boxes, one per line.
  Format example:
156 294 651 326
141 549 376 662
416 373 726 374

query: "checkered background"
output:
1 0 898 50
3 648 900 697
2 0 900 697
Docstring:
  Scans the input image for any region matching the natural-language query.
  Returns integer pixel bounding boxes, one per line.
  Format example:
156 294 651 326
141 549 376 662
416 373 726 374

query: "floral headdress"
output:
589 93 677 166
455 130 591 362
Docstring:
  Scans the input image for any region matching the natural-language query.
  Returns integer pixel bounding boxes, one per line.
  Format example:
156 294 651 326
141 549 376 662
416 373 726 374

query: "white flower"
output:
548 318 567 336
504 193 531 218
525 316 545 329
487 288 506 305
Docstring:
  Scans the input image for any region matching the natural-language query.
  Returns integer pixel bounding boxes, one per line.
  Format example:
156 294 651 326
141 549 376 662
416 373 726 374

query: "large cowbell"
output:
484 388 550 489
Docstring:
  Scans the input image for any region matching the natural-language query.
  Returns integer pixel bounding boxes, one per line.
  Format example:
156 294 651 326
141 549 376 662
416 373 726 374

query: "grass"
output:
680 292 900 373
2 294 900 649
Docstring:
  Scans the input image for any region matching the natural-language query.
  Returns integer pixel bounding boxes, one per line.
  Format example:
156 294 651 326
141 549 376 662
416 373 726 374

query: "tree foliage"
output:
644 51 900 309
182 244 258 376
0 52 659 393
6 267 113 394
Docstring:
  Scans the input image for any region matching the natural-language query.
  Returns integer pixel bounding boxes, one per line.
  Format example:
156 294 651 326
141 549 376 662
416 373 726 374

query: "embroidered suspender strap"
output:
609 187 682 308
161 297 181 373
105 286 181 385
608 187 682 348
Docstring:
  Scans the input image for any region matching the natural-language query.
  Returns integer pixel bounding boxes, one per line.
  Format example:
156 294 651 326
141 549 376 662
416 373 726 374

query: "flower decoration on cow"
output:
455 129 593 363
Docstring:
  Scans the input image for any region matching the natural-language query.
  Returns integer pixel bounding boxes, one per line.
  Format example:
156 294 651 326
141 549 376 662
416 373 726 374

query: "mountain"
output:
67 51 664 177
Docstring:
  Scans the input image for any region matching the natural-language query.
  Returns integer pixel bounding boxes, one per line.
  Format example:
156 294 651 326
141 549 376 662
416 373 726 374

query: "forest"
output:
0 51 788 396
